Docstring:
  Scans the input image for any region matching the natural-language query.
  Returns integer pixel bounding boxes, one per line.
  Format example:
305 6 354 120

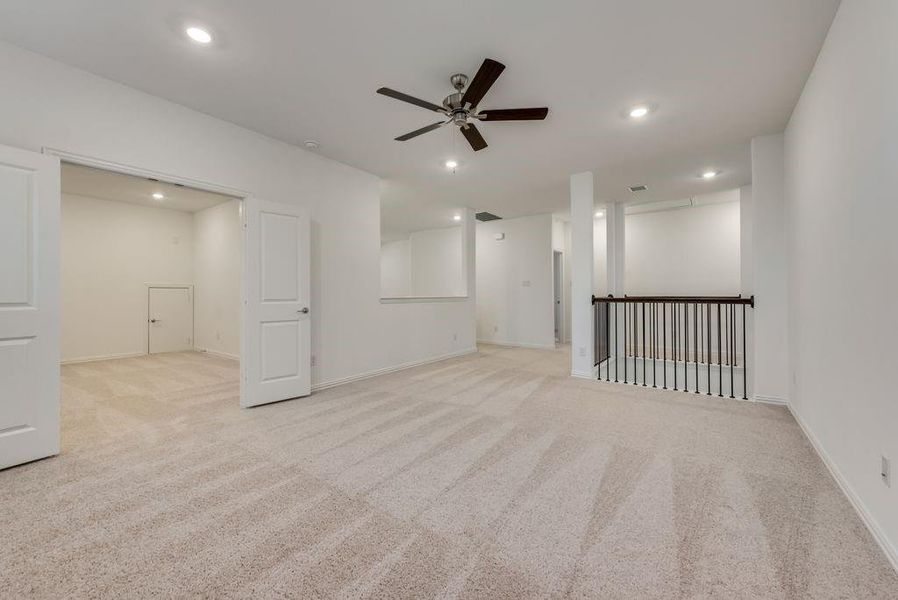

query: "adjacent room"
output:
0 1 896 598
60 163 242 364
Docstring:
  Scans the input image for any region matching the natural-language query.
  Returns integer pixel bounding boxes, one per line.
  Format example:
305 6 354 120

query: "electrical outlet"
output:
522 280 531 287
311 354 317 367
493 325 499 333
882 456 891 487
453 333 457 342
579 346 586 357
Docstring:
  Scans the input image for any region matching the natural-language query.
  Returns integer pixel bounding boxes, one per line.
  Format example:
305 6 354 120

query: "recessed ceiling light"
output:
595 211 604 218
445 160 458 170
186 27 212 44
304 140 320 150
629 105 650 119
152 192 165 200
702 170 719 179
453 214 462 221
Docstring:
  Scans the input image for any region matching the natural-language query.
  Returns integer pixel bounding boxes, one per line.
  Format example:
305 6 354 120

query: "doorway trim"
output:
45 147 250 401
553 250 565 344
145 283 195 355
42 148 251 198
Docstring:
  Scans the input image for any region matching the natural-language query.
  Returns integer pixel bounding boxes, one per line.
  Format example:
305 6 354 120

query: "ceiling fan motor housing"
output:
443 91 471 126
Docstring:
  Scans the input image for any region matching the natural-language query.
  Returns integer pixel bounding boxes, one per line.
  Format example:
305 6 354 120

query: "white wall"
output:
751 137 790 404
563 221 573 343
60 194 193 362
0 41 476 389
623 198 741 296
193 199 241 359
784 0 898 567
476 214 555 349
739 186 754 295
593 218 608 296
380 239 410 297
409 226 464 297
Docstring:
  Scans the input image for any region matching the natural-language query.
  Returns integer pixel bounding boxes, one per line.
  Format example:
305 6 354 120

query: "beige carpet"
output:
1 345 896 598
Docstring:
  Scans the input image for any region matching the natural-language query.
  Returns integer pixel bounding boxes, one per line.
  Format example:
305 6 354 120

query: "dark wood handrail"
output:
593 295 754 307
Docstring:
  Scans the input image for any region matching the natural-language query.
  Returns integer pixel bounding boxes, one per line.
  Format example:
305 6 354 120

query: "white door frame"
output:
553 250 565 344
145 284 194 354
44 147 251 400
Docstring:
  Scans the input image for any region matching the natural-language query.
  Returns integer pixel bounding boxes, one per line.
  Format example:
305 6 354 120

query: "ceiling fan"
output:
377 58 548 152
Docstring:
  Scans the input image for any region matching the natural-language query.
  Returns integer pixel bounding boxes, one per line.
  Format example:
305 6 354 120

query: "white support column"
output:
605 202 625 296
570 172 595 377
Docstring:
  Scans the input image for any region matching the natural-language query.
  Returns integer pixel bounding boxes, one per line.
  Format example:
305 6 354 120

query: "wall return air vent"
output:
476 212 502 222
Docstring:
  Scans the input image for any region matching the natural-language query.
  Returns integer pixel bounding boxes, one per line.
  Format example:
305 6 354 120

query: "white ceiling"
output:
61 163 236 213
0 0 838 221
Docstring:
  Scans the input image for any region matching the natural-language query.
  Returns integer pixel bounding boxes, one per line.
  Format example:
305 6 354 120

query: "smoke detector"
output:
304 140 320 150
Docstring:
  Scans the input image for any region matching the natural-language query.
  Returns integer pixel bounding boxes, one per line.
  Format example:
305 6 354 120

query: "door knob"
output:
299 307 309 314
149 319 160 323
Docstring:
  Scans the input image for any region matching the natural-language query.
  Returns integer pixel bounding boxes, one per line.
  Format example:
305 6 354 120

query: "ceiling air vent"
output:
476 212 502 222
629 185 648 193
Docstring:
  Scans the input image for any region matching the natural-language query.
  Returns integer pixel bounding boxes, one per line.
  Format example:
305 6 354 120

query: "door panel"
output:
261 213 300 301
148 287 193 354
242 199 310 407
0 145 60 470
0 165 33 304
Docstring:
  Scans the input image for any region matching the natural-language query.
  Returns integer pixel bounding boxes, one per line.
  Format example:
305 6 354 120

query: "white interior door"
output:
148 287 193 354
0 144 60 470
241 198 310 408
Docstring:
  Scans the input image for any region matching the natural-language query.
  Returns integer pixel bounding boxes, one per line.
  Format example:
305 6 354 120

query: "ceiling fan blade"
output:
461 123 488 151
395 121 447 141
461 58 505 109
377 87 445 112
479 107 548 121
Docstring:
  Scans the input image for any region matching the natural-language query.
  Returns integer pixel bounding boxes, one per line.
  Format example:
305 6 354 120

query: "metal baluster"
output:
742 303 748 400
594 300 598 379
605 301 610 382
717 303 723 397
673 303 678 391
661 302 667 390
694 302 699 393
651 303 656 387
609 302 619 383
684 299 689 392
707 302 712 395
630 302 639 385
642 302 645 387
729 304 736 398
623 302 628 384
633 300 638 385
700 302 704 364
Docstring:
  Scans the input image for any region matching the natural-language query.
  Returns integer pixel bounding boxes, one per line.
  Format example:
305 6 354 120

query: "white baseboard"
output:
752 394 789 406
195 347 240 361
311 347 478 392
477 339 557 351
61 351 146 365
570 370 596 379
788 405 898 574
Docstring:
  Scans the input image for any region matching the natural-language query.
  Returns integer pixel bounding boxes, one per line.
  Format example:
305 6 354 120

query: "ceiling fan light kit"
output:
377 58 549 151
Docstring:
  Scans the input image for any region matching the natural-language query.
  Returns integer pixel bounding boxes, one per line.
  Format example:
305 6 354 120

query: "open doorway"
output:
553 250 564 344
60 163 242 365
0 142 314 470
